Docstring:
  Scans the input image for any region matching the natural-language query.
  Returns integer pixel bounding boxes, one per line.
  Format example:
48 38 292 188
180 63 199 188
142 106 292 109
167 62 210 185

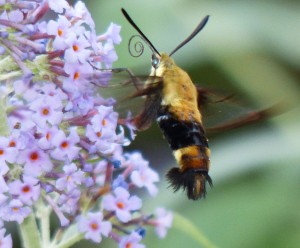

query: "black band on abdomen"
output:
157 107 208 150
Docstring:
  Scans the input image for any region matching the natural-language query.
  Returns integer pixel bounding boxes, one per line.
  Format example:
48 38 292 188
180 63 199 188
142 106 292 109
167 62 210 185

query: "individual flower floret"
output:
63 62 93 93
8 176 40 206
102 187 142 223
98 23 122 45
0 228 12 248
91 106 118 132
0 137 18 169
124 152 149 170
153 208 173 239
48 0 70 14
112 175 129 190
37 125 59 150
119 232 145 248
67 1 95 29
57 189 81 215
78 212 112 243
30 96 63 128
46 15 72 50
130 163 159 197
0 199 31 224
17 144 54 177
50 129 80 161
85 105 121 155
64 34 91 64
56 163 84 192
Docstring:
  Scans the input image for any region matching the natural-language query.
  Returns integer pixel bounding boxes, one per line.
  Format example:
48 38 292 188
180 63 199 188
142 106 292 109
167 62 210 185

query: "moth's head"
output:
151 52 175 71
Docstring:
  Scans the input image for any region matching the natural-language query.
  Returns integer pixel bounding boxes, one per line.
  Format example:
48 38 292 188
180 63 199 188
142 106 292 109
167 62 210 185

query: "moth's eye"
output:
151 54 160 69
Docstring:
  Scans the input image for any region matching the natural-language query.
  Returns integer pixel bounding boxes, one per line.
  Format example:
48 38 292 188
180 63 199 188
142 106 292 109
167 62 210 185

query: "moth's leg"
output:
88 62 141 90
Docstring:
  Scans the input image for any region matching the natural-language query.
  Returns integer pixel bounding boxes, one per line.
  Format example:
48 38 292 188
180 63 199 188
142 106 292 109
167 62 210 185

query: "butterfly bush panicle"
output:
0 1 173 247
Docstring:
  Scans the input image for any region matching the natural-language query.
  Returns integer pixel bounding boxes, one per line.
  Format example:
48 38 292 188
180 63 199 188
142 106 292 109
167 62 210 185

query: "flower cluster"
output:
0 1 172 247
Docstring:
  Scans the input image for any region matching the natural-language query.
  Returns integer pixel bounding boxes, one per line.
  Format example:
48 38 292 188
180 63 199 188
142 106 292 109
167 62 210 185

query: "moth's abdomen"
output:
157 105 212 200
157 113 208 150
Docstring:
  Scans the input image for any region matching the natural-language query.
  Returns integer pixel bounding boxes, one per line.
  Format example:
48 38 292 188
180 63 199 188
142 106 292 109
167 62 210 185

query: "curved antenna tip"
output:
121 8 160 57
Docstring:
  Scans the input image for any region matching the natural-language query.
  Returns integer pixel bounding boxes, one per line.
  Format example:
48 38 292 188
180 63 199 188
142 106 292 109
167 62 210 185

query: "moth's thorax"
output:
151 52 201 122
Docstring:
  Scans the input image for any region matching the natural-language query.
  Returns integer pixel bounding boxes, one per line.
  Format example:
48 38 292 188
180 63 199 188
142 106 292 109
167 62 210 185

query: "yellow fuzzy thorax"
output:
151 52 202 123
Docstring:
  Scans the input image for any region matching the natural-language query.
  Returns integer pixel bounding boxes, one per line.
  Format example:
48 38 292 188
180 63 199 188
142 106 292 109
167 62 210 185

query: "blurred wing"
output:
132 93 162 130
92 69 163 130
205 106 279 133
197 87 280 132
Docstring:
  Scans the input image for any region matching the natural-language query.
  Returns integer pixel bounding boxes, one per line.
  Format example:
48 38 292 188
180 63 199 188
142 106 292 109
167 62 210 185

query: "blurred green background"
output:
82 1 300 247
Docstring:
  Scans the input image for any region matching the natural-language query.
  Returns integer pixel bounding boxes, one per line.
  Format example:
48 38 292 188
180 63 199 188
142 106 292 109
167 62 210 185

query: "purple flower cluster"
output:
0 1 172 247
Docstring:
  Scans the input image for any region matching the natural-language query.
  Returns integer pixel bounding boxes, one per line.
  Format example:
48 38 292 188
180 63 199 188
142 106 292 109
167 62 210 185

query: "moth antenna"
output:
121 8 160 57
169 15 209 57
128 34 146 57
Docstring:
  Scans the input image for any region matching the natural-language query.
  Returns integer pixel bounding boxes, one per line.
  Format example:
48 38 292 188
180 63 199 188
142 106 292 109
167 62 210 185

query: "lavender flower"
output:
119 232 145 248
102 187 142 223
78 212 112 243
55 163 84 192
0 227 12 248
0 1 173 247
8 176 40 205
130 162 159 197
152 207 174 239
0 199 31 224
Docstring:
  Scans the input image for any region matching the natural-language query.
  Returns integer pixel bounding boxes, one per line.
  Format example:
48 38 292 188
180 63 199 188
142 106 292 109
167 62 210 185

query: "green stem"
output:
40 206 51 246
0 55 12 69
55 233 84 248
19 213 42 248
49 223 84 248
173 212 219 248
0 70 22 81
0 94 9 136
